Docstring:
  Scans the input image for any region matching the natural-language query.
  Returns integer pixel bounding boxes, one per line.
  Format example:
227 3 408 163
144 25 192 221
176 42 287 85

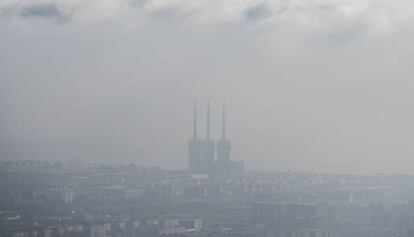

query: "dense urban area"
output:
2 160 414 237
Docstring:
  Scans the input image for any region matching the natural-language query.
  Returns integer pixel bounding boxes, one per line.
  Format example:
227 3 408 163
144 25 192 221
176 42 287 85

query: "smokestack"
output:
221 101 226 141
206 100 211 140
193 100 198 140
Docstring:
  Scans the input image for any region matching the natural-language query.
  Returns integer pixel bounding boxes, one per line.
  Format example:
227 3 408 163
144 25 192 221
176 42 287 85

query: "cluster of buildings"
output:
188 102 243 177
252 202 336 237
0 160 85 170
5 104 414 237
3 215 203 237
3 164 414 236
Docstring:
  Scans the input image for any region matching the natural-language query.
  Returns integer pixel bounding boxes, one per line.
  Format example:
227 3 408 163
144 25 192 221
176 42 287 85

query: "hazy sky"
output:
2 0 414 174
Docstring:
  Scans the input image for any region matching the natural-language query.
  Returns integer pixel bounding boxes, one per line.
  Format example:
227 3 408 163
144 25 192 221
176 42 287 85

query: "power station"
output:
188 101 243 177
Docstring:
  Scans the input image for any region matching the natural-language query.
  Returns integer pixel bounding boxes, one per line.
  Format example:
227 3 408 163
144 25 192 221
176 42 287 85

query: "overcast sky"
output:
2 0 414 174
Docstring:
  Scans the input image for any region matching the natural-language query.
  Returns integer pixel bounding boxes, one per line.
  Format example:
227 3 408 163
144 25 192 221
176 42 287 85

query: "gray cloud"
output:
0 0 412 33
244 3 272 22
20 3 70 22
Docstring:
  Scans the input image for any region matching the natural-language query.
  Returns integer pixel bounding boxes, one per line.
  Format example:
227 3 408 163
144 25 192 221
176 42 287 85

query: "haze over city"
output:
2 0 414 174
6 1 414 237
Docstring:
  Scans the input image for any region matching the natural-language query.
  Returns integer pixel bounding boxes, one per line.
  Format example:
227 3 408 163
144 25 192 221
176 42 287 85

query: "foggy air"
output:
1 1 414 237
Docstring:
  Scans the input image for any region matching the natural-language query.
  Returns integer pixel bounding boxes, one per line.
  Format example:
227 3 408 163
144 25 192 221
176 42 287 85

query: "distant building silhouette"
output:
216 102 231 177
188 101 242 177
188 101 204 173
